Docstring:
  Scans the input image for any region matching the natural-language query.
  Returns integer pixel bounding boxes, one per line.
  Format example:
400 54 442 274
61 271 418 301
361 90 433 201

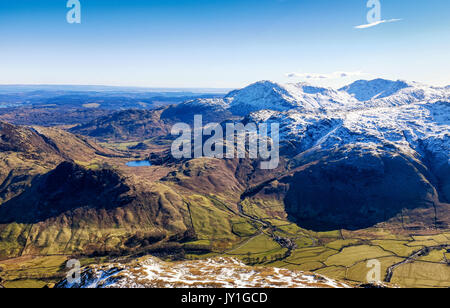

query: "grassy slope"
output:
0 125 190 258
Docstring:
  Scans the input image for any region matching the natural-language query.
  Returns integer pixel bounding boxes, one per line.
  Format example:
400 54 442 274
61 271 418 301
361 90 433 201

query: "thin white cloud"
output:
354 19 402 29
286 71 363 80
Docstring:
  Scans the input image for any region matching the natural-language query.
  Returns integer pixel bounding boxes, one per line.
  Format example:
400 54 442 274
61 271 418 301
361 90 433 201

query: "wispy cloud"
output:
354 18 402 29
286 71 363 80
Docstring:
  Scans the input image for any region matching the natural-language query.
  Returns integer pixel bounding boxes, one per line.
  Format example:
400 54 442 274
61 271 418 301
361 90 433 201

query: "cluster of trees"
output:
244 251 289 265
183 244 214 254
124 231 167 248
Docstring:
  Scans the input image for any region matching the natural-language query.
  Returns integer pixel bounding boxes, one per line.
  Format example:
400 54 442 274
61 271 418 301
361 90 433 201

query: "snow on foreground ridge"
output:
56 256 351 288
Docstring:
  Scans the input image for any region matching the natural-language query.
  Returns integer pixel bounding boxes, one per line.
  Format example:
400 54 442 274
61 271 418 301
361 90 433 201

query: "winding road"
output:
384 244 450 283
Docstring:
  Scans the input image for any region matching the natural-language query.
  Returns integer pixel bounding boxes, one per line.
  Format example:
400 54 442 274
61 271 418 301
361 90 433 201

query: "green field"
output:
1 191 449 288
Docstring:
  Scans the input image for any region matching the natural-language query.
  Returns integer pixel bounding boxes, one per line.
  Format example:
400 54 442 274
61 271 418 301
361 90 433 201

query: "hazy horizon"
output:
0 77 448 92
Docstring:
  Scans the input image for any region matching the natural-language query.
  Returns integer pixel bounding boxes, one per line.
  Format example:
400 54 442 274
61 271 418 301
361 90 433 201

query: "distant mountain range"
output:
0 85 232 94
178 78 449 114
0 86 228 126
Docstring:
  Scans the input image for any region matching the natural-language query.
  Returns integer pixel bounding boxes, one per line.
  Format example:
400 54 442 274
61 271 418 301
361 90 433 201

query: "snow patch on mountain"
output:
182 98 229 109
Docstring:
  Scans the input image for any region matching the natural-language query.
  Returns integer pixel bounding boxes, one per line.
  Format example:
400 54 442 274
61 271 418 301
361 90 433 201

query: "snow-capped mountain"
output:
181 79 449 117
339 79 411 101
227 79 449 157
340 79 450 107
222 80 360 115
247 99 450 224
249 101 449 158
165 78 449 173
239 87 449 230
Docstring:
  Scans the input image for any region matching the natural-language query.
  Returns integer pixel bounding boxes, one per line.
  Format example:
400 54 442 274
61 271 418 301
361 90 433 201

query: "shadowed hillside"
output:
69 108 172 142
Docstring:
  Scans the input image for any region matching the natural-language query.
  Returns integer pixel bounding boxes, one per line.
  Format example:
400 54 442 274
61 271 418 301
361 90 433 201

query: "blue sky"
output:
0 0 449 88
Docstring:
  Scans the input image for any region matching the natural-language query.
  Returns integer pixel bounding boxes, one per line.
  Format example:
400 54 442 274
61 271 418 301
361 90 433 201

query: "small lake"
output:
126 160 152 167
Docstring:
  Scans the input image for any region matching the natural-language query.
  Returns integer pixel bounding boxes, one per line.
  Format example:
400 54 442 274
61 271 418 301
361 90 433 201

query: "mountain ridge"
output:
188 78 450 115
